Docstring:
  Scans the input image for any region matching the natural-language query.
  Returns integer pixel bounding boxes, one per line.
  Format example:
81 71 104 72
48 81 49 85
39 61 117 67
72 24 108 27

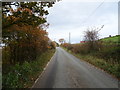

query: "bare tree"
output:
84 25 104 52
84 29 99 42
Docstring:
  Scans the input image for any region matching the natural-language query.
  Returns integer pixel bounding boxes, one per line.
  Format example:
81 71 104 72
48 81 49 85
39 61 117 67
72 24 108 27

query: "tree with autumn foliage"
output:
2 1 55 64
59 38 65 45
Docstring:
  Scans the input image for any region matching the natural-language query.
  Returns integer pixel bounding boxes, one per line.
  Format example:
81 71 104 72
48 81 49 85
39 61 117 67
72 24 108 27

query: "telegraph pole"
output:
69 32 71 44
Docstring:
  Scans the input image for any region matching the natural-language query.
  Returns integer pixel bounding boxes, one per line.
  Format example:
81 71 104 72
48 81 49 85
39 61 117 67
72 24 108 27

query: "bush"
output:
69 43 90 54
62 43 73 51
97 44 120 62
3 62 32 88
2 49 55 88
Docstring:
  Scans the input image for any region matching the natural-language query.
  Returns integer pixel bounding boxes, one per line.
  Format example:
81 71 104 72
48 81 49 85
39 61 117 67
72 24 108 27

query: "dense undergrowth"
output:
2 49 55 88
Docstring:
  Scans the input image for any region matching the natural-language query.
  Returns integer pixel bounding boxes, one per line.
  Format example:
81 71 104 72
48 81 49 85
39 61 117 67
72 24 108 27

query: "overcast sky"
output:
46 0 119 44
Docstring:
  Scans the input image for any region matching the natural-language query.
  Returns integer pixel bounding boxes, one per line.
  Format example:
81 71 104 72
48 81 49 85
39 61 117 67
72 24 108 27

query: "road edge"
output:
31 50 56 88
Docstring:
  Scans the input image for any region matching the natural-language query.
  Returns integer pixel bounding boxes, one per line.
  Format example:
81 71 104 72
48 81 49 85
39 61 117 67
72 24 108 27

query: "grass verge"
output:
2 49 55 88
63 47 120 80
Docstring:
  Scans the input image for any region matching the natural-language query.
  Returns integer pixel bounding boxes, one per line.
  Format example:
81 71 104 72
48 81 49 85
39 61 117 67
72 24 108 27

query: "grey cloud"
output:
47 1 118 43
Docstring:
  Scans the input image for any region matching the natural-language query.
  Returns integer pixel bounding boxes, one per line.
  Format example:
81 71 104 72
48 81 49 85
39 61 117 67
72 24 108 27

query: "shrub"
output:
2 49 55 88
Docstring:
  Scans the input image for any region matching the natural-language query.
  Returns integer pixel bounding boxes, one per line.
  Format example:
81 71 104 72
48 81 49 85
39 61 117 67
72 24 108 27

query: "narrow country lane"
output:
32 47 118 88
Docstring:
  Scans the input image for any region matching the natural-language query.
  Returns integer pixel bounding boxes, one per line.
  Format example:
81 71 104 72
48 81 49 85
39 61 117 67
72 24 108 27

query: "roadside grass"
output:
2 49 55 88
63 47 120 80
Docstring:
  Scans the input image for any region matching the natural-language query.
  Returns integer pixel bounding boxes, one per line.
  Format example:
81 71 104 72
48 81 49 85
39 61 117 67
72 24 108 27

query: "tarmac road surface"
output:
32 47 119 88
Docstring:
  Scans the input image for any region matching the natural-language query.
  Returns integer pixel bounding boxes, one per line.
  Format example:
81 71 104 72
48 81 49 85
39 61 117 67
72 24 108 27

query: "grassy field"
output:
100 35 120 43
2 49 55 88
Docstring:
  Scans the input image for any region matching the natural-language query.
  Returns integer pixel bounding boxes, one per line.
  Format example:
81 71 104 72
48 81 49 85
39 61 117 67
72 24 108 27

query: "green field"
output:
100 35 120 43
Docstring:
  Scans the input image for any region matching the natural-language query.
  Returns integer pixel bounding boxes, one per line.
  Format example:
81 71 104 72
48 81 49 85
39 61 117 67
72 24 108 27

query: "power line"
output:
79 0 105 26
78 1 105 42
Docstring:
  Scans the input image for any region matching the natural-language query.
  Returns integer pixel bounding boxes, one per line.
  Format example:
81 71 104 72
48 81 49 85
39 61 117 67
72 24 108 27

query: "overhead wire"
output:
78 0 105 42
79 0 105 26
